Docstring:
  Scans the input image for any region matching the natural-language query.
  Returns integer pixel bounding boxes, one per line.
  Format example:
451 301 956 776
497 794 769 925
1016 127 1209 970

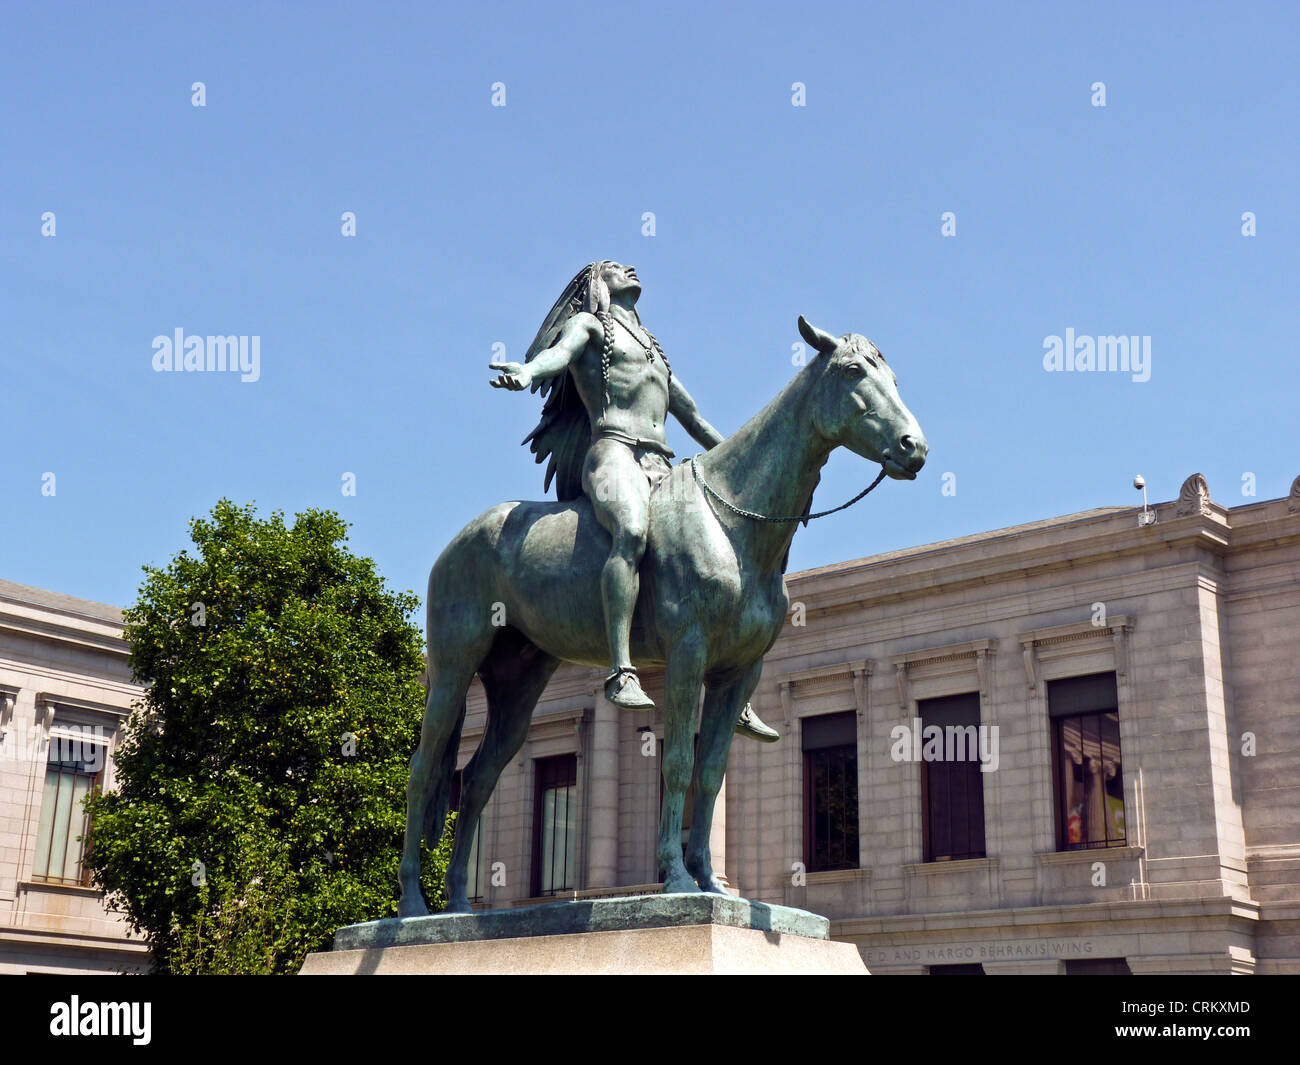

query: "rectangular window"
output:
1049 673 1126 850
919 692 986 862
531 754 577 897
802 711 859 872
447 771 484 902
32 731 107 886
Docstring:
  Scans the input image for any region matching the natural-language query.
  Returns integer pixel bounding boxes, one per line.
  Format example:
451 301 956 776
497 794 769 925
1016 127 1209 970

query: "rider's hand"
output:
489 361 532 390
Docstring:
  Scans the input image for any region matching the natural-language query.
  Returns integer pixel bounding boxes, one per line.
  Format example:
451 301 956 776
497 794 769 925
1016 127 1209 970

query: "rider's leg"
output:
583 439 653 708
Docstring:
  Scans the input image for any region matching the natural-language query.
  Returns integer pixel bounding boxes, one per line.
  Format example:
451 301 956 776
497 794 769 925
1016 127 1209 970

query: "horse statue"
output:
398 316 927 915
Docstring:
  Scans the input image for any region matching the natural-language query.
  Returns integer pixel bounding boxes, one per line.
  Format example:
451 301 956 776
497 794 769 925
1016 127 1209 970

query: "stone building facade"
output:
454 474 1300 974
3 473 1297 974
0 581 147 974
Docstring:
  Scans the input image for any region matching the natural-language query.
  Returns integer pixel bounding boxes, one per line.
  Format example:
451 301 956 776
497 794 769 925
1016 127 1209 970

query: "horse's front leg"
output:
658 637 708 893
686 662 763 894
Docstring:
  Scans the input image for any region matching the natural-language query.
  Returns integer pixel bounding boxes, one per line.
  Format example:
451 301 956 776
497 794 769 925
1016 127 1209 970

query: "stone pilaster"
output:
710 771 727 889
585 691 620 889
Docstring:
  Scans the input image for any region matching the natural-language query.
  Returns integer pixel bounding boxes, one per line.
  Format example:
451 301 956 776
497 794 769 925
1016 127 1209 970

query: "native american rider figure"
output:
489 260 778 742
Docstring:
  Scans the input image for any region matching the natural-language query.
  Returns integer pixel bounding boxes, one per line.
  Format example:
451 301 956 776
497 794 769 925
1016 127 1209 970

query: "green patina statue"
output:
490 261 776 739
399 263 927 915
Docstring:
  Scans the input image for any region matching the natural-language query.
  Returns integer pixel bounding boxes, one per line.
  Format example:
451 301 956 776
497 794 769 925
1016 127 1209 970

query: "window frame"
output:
31 727 109 887
1047 672 1127 852
917 692 987 863
530 753 578 898
801 711 860 873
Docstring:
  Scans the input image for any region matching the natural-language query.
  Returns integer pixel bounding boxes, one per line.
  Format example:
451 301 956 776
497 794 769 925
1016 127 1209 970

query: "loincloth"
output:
592 429 674 489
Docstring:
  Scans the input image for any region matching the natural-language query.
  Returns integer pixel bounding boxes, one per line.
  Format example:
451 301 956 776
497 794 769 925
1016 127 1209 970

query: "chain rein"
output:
690 457 888 524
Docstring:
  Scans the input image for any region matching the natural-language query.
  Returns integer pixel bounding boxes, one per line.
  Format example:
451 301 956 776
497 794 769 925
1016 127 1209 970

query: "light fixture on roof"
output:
1134 475 1156 527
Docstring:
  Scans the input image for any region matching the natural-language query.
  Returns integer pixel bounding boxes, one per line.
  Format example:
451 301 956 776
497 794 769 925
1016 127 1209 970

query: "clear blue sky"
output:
2 1 1296 611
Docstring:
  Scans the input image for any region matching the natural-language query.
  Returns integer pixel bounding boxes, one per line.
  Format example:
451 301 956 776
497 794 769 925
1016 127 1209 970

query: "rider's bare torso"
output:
569 311 672 454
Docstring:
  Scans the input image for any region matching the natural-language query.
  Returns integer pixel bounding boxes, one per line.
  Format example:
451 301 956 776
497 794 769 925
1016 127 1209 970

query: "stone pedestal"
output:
300 893 869 975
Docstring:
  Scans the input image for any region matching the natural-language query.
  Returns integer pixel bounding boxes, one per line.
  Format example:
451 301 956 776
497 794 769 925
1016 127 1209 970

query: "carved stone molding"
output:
1018 615 1134 695
1021 642 1037 694
775 660 872 721
889 638 997 710
974 648 993 702
0 689 15 739
776 660 870 693
1112 618 1135 682
851 662 872 723
522 705 587 760
34 692 130 721
1174 472 1211 517
34 695 57 733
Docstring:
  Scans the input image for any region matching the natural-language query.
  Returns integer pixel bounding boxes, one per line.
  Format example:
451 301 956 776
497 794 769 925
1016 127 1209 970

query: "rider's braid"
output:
596 308 615 408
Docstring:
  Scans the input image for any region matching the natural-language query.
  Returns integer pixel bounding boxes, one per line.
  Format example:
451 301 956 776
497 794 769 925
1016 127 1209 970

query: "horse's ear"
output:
798 315 838 355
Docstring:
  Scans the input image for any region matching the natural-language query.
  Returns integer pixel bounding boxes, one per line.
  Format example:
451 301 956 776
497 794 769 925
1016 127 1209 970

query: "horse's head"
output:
798 316 928 480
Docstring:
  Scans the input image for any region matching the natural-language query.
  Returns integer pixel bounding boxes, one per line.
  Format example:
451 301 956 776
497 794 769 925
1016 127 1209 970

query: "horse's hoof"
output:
398 896 430 919
685 864 729 895
661 869 698 894
442 898 473 914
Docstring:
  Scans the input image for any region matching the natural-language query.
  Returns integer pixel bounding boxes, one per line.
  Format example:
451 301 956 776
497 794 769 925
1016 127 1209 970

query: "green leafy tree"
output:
85 500 450 974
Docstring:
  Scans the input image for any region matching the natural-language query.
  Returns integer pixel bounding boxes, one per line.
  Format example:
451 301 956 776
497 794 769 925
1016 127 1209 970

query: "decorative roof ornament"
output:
1288 475 1300 514
1174 472 1212 517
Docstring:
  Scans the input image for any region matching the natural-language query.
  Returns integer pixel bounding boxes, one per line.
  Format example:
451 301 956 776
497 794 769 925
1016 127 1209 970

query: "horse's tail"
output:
422 697 468 851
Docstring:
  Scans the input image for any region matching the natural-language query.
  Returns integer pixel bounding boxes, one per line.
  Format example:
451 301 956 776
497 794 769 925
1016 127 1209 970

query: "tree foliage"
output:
85 500 447 974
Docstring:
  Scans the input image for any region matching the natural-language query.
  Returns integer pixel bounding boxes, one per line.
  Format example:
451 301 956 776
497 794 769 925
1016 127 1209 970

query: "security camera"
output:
1134 474 1155 527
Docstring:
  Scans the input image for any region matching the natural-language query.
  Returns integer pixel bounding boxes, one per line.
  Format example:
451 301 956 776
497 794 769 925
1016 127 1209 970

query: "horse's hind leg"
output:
398 657 483 919
445 629 558 912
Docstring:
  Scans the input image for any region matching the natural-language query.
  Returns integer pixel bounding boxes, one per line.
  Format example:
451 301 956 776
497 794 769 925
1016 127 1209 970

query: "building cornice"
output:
787 492 1300 622
0 925 149 955
0 603 129 659
790 509 1236 619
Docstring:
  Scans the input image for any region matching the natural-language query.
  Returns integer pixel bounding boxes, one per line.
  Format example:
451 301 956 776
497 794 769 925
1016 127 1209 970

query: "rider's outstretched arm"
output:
489 313 599 391
669 375 725 449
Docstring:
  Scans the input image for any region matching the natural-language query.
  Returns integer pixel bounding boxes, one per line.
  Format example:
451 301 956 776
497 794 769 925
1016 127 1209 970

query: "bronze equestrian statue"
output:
399 263 927 915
